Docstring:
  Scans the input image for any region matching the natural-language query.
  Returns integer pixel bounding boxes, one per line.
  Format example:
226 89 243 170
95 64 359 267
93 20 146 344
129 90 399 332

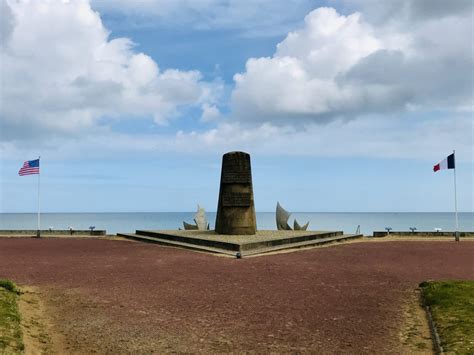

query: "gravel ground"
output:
0 237 473 353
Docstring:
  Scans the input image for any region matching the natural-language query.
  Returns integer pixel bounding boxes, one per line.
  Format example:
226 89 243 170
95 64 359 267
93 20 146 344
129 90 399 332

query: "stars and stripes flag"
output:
18 159 40 176
433 153 455 172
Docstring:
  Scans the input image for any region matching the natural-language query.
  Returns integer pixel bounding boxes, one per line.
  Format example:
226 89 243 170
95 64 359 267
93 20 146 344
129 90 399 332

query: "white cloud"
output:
338 0 473 26
2 112 472 164
200 103 220 122
231 5 473 124
0 0 212 141
171 116 473 162
1 1 472 165
0 0 15 44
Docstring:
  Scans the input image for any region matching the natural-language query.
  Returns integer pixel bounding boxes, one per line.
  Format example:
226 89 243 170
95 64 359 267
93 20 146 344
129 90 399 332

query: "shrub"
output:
0 280 17 293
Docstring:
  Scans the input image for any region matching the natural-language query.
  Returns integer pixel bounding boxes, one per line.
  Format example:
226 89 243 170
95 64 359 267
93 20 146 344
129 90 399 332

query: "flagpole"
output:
37 156 41 238
453 150 459 241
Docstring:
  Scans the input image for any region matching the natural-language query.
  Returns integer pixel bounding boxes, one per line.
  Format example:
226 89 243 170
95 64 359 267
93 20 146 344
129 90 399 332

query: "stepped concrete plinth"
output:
117 230 363 257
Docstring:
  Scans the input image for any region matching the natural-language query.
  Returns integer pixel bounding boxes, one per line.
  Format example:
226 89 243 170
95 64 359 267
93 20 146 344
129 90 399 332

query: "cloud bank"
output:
232 5 473 123
0 0 215 142
0 0 472 163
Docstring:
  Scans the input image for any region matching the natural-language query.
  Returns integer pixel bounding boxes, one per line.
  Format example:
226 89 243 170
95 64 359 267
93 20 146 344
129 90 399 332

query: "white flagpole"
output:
37 156 41 238
453 150 459 241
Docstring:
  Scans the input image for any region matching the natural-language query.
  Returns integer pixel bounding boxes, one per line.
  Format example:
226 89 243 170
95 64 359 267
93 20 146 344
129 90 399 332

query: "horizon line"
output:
1 211 473 214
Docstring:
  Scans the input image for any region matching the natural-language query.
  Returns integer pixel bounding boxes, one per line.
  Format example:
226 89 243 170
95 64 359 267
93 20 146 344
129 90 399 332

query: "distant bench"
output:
373 231 474 238
0 230 107 236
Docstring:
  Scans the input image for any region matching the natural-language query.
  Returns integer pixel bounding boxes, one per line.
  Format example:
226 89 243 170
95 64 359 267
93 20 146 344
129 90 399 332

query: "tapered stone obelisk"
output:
215 151 257 235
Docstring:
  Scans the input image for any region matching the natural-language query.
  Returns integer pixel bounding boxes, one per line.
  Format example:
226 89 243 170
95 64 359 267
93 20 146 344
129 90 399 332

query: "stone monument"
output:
215 151 257 235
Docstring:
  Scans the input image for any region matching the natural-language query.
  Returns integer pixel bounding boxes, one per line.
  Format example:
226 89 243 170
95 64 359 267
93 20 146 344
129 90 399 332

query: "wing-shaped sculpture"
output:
276 202 292 230
301 221 309 231
183 221 198 230
183 204 208 230
194 204 208 231
294 220 309 231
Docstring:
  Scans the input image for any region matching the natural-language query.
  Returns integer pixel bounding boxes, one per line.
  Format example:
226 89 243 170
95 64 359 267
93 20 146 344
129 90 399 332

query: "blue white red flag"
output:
18 159 40 176
433 153 455 172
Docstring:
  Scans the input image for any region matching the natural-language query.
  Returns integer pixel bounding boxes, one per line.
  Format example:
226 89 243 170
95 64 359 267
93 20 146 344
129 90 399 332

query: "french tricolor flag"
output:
433 153 455 172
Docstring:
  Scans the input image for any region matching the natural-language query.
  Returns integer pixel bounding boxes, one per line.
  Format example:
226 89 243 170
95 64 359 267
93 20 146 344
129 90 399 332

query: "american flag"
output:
18 159 40 176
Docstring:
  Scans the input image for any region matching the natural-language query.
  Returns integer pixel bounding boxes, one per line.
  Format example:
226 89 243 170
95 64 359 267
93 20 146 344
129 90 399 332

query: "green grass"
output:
0 279 24 353
420 280 474 354
0 279 18 293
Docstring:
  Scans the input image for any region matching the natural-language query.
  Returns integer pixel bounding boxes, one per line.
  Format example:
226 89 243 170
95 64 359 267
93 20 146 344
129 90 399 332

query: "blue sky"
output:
0 0 473 213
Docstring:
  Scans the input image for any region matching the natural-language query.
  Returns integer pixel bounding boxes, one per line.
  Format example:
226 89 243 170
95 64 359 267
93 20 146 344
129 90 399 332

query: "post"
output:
37 156 41 238
453 150 459 241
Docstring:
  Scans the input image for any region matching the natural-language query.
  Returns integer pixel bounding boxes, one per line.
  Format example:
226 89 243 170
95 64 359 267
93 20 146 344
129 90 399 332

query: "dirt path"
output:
1 238 473 353
18 287 66 355
398 288 433 354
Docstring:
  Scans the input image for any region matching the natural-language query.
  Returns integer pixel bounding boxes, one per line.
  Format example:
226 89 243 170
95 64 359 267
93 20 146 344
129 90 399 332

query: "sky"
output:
0 0 473 213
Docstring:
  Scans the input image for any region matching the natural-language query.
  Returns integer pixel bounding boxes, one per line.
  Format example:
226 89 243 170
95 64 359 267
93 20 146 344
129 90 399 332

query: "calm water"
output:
0 212 473 235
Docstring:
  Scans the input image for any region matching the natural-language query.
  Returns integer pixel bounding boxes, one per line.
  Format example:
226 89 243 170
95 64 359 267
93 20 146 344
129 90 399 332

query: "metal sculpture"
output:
183 221 198 230
294 220 309 231
276 202 309 231
183 205 209 230
194 205 208 230
276 202 292 230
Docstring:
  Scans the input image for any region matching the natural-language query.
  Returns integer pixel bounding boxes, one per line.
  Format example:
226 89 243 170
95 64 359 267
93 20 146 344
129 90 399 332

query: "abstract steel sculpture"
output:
276 202 309 231
294 219 309 231
183 221 198 230
183 205 209 230
276 202 292 230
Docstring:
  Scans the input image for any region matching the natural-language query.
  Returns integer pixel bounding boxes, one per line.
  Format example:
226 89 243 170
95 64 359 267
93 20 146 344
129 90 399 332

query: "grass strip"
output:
420 280 474 354
0 279 24 353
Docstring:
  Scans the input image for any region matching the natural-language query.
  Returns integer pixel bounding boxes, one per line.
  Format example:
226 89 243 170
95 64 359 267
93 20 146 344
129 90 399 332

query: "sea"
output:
0 212 473 236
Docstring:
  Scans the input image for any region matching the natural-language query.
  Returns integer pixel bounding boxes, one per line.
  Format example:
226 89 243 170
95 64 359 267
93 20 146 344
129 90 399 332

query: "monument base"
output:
117 230 363 257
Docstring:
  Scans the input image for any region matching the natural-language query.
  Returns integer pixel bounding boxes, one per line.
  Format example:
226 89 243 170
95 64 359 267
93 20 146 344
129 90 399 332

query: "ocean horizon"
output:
1 212 472 236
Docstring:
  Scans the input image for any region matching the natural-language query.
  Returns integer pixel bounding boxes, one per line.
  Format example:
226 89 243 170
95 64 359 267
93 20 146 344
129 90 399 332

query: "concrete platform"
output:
117 230 363 257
